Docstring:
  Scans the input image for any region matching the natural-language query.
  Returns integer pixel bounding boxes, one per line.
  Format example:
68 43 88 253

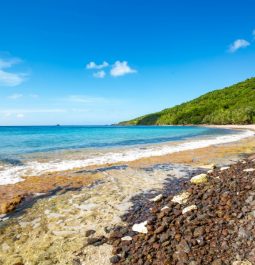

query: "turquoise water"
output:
0 125 236 159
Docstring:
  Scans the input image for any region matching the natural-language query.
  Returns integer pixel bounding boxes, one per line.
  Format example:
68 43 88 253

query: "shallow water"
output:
0 125 237 158
0 126 253 185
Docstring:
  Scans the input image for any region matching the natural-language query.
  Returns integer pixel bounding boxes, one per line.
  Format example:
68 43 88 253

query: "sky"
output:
0 0 255 125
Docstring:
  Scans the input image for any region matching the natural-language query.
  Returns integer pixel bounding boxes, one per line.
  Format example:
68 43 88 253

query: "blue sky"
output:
0 0 255 125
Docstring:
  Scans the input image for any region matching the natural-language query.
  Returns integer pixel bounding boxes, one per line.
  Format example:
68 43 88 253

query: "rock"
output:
182 205 197 214
87 236 107 246
238 227 250 239
121 236 132 241
177 239 190 253
85 230 96 237
232 261 253 265
161 206 169 211
171 191 190 204
110 255 121 264
1 242 10 252
109 157 255 265
0 195 23 214
72 259 81 265
243 168 255 172
132 221 148 234
150 194 163 202
200 164 215 169
220 166 230 171
211 259 222 265
193 226 204 237
190 174 208 184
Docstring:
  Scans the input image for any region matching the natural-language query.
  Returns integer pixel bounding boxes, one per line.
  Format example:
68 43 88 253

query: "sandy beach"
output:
0 125 254 265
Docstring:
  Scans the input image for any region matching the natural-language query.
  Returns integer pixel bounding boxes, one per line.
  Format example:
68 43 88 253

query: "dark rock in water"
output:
85 229 96 237
110 255 120 264
108 158 255 264
87 236 107 246
72 259 81 265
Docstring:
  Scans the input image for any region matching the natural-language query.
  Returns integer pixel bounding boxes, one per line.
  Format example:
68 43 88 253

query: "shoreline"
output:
0 126 255 216
0 126 254 264
0 126 253 186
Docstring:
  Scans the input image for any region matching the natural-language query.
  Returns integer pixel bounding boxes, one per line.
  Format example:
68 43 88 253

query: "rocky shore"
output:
108 156 255 265
0 132 255 265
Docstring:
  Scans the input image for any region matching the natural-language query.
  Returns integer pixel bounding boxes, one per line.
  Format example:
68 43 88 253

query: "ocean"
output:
0 125 253 185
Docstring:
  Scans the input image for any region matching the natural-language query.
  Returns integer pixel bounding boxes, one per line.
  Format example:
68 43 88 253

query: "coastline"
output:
0 125 254 264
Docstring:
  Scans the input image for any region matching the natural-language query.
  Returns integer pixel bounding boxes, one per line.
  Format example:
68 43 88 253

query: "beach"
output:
0 125 254 265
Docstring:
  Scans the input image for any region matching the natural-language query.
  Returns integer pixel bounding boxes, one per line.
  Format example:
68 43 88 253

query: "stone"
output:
110 255 121 264
177 239 190 253
232 261 253 265
132 221 148 234
243 168 255 172
161 206 169 211
220 166 230 171
121 236 132 241
171 191 190 204
193 226 204 237
211 259 222 265
150 194 163 202
85 230 96 237
182 205 197 214
190 174 208 184
87 236 107 246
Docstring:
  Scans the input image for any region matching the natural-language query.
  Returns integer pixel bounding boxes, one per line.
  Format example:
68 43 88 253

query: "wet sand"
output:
0 125 255 264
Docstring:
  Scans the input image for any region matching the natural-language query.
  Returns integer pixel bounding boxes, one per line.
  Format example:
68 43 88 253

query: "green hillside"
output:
119 78 255 125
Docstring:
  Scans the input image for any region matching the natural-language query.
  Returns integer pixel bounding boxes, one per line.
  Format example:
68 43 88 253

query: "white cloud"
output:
8 93 23 100
228 39 250 53
0 57 27 87
110 61 137 77
86 61 109 69
93 70 106 78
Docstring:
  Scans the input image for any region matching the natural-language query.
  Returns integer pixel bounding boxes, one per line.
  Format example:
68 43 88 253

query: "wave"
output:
0 129 254 185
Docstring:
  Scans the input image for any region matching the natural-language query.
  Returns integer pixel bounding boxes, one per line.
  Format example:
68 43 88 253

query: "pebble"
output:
132 221 148 234
182 204 197 214
190 173 208 184
149 194 163 202
121 236 132 241
220 166 230 171
243 168 255 172
171 191 190 204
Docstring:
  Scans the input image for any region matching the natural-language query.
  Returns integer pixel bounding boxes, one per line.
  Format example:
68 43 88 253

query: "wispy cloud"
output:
0 109 66 115
8 93 23 100
86 61 109 69
0 56 28 87
110 61 137 77
228 39 250 53
93 70 106 78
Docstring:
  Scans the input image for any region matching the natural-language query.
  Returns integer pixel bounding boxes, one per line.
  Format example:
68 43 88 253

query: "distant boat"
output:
56 124 60 126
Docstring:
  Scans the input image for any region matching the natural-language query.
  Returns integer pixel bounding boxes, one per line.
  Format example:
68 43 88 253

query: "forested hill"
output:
119 78 255 125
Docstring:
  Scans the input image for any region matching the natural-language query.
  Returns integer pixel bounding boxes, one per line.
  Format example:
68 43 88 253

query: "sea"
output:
0 125 253 185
